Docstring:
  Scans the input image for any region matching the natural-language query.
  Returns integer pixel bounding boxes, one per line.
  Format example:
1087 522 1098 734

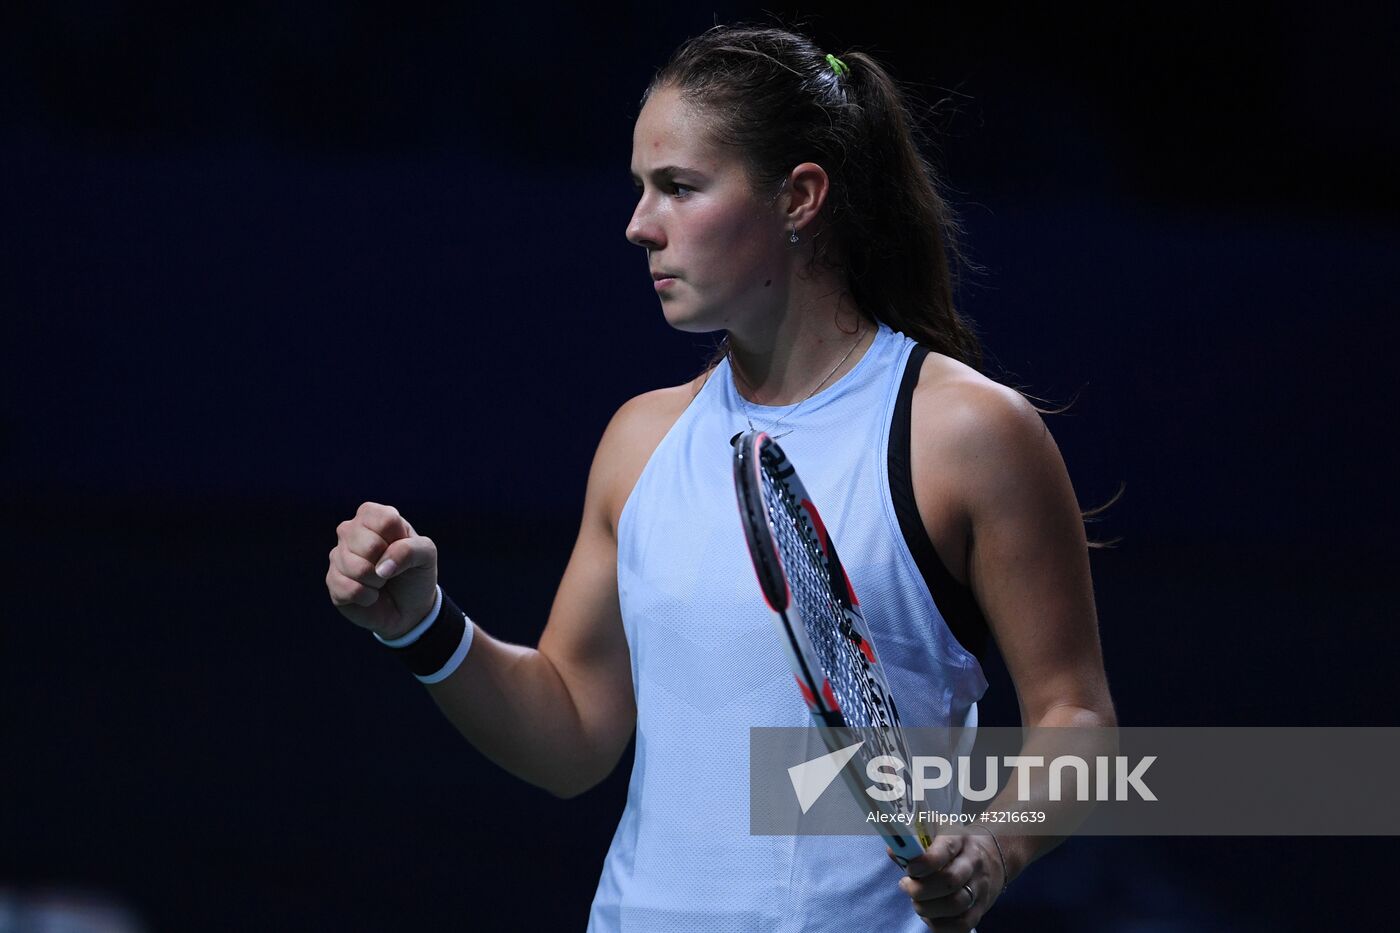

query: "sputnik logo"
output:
788 741 864 813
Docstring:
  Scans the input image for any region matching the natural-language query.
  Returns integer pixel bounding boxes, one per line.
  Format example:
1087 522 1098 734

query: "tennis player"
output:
326 24 1115 932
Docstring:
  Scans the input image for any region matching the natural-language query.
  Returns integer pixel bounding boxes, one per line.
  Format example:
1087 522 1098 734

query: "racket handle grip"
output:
888 824 931 868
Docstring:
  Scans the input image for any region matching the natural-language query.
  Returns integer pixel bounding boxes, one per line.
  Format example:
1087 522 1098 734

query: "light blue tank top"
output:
588 323 989 932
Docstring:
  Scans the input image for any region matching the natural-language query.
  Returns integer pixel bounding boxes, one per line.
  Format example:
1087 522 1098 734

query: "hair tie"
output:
825 53 849 78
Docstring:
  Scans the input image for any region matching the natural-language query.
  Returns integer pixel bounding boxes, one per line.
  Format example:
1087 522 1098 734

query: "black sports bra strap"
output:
887 344 990 666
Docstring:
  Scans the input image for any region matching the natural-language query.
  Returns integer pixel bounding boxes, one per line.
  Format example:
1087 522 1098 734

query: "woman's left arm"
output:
901 374 1117 931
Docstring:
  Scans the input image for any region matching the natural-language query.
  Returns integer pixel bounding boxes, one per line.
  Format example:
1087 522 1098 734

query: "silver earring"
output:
789 227 799 244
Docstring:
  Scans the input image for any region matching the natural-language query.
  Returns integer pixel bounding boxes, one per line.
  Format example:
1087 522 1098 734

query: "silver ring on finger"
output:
962 882 977 911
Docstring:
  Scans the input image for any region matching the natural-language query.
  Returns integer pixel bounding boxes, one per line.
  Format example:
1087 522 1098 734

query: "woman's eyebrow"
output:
629 165 701 184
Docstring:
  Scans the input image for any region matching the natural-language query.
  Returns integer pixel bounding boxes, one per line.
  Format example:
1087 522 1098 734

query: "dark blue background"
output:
4 2 1397 930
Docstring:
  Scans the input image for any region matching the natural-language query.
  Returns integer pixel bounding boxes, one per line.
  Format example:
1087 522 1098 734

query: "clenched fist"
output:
326 502 438 639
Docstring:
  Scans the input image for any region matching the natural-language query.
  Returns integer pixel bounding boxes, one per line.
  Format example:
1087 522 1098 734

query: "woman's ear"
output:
784 162 831 232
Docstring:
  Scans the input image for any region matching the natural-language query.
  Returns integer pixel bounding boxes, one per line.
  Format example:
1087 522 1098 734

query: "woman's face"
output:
627 85 790 334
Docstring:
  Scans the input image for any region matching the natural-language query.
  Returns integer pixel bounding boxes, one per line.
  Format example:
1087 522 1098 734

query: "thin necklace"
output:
729 325 868 440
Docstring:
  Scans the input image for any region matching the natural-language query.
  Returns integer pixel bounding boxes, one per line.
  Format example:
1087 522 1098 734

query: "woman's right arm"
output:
326 390 684 798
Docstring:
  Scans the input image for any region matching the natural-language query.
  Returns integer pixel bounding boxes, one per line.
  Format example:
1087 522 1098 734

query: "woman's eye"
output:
629 182 692 198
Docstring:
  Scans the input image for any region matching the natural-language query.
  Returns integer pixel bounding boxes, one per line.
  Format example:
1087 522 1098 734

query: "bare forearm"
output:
423 628 625 797
983 704 1118 883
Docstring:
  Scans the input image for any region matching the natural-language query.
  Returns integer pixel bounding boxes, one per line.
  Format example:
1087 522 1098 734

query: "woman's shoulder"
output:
912 351 1039 426
606 371 710 442
592 372 712 523
905 350 1071 582
909 350 1054 486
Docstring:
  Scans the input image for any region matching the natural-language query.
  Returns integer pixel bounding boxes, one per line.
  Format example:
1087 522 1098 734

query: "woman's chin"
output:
660 303 725 335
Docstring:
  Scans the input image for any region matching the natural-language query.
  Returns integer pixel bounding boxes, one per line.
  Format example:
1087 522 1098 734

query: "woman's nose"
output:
626 199 663 250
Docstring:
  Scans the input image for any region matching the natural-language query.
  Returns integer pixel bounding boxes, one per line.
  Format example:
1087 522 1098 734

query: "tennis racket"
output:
732 429 931 865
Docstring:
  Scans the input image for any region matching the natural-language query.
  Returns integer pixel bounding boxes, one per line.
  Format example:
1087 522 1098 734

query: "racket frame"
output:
733 430 931 864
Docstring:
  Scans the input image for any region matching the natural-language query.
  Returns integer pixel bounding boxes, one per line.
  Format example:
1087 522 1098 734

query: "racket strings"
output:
761 467 909 772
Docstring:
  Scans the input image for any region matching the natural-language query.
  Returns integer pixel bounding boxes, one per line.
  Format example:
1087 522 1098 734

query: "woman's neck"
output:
726 287 874 407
